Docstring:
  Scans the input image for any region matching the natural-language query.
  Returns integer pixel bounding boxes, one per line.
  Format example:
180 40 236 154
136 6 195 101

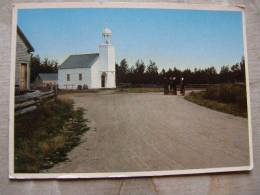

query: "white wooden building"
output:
58 28 116 89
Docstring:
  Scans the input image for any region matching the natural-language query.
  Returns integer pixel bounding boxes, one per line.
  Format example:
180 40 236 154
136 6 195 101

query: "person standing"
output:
169 77 174 95
173 76 177 95
180 77 185 96
163 76 169 95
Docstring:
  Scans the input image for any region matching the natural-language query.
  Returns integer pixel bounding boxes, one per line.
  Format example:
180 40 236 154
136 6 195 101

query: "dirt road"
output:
48 92 249 173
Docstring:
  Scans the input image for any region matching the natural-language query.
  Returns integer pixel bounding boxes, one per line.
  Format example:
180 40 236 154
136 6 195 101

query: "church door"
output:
101 72 106 88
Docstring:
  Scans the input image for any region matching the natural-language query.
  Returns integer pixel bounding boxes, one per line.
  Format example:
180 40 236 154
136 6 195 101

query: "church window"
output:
79 73 82 81
67 74 70 81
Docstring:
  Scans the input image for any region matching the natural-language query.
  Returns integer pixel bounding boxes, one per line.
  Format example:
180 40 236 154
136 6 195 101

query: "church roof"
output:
59 53 99 69
102 28 112 35
38 73 58 81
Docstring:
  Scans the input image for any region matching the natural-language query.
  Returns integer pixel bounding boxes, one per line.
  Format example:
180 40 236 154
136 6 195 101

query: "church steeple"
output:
98 27 116 88
102 28 112 44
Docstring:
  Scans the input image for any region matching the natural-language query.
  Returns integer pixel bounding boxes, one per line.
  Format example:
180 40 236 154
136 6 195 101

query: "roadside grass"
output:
15 98 89 173
185 90 247 118
116 87 163 93
58 89 100 95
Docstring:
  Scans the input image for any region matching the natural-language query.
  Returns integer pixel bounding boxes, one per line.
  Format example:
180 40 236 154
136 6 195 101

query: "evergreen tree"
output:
30 55 59 82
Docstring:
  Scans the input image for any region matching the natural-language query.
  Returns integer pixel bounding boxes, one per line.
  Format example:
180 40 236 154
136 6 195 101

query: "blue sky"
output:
18 8 244 71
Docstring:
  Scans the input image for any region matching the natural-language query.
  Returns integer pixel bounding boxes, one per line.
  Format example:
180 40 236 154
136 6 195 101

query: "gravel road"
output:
48 91 249 173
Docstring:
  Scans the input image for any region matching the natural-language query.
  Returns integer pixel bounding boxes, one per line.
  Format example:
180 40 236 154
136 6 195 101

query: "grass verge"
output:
116 87 163 93
185 91 247 118
15 98 89 173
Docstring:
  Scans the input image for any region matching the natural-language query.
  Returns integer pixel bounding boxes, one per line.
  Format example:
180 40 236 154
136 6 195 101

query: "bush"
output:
185 88 247 118
204 84 247 108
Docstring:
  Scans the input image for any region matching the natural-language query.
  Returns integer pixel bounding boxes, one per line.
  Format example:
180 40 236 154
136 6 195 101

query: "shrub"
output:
202 83 247 113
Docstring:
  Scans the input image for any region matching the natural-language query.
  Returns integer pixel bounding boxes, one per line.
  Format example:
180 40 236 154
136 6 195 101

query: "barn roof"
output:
17 26 34 53
59 53 99 69
38 73 58 81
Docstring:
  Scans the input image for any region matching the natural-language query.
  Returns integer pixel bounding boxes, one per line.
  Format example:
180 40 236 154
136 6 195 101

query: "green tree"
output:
30 55 58 82
133 60 146 84
116 59 129 84
146 60 158 84
30 55 41 82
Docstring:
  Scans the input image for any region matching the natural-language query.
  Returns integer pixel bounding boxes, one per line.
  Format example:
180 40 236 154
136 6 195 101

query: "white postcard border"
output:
9 1 253 179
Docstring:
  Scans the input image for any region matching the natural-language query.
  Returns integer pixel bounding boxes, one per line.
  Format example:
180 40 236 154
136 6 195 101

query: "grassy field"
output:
185 84 247 117
15 98 89 173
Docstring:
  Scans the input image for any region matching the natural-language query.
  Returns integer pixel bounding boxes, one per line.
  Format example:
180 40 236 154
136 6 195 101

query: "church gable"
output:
59 53 99 69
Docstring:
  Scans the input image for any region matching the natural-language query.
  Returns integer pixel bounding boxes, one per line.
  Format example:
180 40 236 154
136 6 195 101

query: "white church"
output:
58 28 116 89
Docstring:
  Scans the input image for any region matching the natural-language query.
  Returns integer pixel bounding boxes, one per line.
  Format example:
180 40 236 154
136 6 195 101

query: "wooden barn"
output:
15 26 34 91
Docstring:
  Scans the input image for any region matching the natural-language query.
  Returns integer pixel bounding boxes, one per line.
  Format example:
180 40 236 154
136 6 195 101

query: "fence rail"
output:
15 90 56 116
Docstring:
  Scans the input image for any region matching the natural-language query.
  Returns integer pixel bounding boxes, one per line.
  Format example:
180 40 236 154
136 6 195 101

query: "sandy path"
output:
48 92 249 173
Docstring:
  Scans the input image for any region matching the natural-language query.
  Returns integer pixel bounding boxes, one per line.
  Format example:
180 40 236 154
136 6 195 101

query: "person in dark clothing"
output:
163 77 169 95
173 77 177 95
169 77 174 95
180 77 185 96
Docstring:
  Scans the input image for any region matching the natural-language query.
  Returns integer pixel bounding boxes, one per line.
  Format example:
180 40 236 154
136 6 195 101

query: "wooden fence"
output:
15 90 56 116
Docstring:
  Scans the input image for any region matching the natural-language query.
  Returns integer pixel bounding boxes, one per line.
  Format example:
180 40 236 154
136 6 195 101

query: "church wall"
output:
98 44 115 72
90 58 102 88
106 72 116 88
91 57 116 89
98 45 108 71
58 68 91 89
107 46 115 72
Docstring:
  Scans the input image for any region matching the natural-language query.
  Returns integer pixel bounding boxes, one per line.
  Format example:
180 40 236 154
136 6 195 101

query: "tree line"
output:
30 55 58 82
30 54 246 85
116 57 246 86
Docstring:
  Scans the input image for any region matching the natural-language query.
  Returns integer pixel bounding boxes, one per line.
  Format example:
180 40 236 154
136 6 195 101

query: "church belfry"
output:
102 28 112 44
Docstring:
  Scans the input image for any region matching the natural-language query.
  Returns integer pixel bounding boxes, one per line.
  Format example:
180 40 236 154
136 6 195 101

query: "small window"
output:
67 74 70 81
79 73 82 81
